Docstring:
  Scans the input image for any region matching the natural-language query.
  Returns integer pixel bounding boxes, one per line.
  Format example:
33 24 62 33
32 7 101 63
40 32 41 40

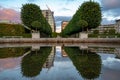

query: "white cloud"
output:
1 0 119 24
103 57 120 70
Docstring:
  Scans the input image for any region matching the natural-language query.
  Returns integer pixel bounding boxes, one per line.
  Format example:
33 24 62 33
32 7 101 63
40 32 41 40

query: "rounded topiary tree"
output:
64 47 101 80
76 20 88 32
21 3 52 37
62 1 101 37
79 1 102 29
21 4 42 30
31 21 41 32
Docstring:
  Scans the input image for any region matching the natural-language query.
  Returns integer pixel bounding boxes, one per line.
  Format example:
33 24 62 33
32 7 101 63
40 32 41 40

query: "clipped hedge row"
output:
0 47 30 58
21 4 52 36
64 47 101 79
0 23 31 38
62 1 101 37
21 47 52 77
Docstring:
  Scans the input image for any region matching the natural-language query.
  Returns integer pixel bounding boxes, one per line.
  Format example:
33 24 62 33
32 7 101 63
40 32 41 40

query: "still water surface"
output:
0 44 120 80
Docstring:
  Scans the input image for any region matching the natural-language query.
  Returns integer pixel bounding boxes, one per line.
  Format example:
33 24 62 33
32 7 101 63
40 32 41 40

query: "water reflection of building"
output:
88 47 120 59
31 45 40 51
89 47 116 54
43 47 55 68
115 48 120 59
79 45 88 50
61 46 68 57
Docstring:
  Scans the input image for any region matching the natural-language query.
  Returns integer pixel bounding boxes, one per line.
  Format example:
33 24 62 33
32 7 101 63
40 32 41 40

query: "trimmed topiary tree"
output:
21 3 52 36
79 1 102 29
21 47 52 77
62 1 101 37
64 47 101 79
31 21 41 31
21 4 42 29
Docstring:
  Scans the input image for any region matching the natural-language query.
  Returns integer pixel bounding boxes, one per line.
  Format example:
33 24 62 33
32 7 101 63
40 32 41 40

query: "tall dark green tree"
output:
80 1 102 29
31 21 41 31
21 47 52 77
21 3 52 35
64 47 101 79
62 1 101 36
21 4 42 29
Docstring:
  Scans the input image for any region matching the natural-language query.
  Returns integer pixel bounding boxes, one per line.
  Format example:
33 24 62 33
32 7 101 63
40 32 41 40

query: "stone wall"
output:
32 32 40 38
79 32 88 39
0 38 120 43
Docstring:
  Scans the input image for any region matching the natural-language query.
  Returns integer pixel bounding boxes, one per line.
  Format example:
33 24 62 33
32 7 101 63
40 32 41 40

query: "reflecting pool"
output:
0 44 120 80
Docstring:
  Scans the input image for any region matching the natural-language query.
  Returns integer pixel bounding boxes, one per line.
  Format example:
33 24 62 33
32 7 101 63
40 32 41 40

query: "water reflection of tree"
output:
64 47 101 80
21 47 52 78
0 47 30 58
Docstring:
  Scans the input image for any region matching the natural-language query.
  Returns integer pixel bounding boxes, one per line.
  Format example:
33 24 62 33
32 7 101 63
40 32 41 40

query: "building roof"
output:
61 21 69 23
99 24 115 28
116 19 120 22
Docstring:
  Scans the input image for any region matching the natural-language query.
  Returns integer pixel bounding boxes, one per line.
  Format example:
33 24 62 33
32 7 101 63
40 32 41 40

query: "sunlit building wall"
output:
42 10 56 32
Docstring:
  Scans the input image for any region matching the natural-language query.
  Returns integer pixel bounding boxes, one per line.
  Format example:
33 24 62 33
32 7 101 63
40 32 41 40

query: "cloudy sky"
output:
0 0 120 32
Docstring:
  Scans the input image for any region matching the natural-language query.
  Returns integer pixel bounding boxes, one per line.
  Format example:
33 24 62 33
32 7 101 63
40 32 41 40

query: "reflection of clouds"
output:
56 46 61 51
0 58 21 72
103 57 120 70
56 46 61 57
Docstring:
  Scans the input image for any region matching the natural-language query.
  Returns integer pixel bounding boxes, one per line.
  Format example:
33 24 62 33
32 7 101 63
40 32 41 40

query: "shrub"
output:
93 30 99 34
21 3 52 36
80 1 102 29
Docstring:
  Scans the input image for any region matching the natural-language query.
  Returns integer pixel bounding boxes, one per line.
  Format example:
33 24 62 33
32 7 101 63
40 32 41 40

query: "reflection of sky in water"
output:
0 57 21 72
98 53 120 70
98 53 120 80
38 46 82 80
0 46 120 80
0 66 24 80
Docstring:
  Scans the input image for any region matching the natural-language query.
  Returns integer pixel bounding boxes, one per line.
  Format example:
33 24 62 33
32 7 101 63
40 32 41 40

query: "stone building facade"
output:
61 21 69 31
115 19 120 33
43 47 55 69
89 19 120 34
42 10 56 32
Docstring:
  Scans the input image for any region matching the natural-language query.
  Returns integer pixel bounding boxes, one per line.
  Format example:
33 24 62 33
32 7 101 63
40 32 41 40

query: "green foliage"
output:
52 32 58 38
88 33 120 38
21 4 42 29
80 1 102 29
103 30 108 34
88 34 98 38
21 47 52 77
64 47 101 79
76 20 88 32
62 1 101 37
31 21 41 31
21 3 52 35
93 30 99 34
40 32 51 38
0 23 31 38
0 47 30 58
62 19 88 36
108 29 116 34
117 34 120 37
